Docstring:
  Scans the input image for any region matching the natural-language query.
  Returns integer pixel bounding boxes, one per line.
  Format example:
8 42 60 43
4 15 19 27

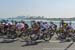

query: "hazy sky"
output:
0 0 75 18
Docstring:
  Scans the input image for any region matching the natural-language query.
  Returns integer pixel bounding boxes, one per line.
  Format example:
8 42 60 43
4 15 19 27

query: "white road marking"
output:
49 41 60 42
36 40 73 43
49 40 73 43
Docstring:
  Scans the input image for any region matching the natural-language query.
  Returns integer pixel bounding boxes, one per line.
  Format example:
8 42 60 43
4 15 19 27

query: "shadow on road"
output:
64 41 74 50
21 40 49 47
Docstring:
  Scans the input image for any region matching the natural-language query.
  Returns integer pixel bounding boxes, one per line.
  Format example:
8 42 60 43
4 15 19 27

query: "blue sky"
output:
0 0 75 18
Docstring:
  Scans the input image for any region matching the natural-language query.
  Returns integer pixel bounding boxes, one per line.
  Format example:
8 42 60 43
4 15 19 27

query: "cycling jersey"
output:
16 23 25 30
40 22 49 31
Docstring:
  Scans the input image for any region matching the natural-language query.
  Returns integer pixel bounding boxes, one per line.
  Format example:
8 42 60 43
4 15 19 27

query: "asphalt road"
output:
0 34 75 50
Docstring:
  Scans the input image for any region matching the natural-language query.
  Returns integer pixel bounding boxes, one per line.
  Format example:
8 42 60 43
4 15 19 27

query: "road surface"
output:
0 34 75 50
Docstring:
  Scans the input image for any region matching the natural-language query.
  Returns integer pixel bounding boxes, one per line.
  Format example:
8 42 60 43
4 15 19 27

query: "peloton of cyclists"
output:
0 20 74 39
